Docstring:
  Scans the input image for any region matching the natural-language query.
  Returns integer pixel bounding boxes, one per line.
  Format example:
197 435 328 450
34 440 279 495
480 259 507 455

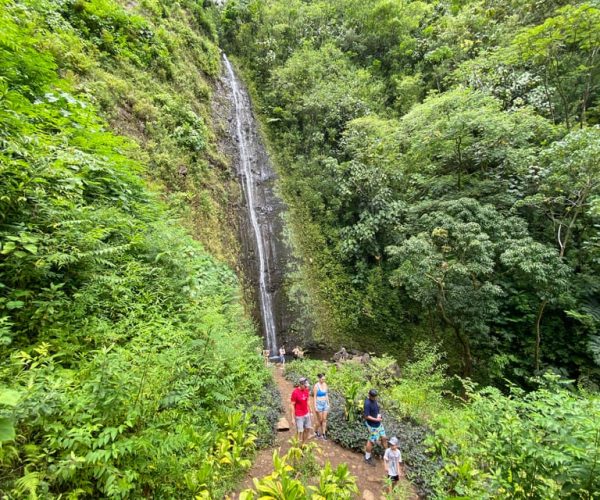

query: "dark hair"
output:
317 373 324 379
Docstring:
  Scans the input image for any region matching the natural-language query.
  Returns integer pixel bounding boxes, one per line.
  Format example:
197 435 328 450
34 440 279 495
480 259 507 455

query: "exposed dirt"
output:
235 366 417 499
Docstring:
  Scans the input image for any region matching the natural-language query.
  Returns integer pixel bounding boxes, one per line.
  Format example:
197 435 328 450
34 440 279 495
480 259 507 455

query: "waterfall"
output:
222 54 279 354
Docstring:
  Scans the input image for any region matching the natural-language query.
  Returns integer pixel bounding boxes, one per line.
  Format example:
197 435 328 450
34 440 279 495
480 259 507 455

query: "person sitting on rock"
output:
333 346 348 362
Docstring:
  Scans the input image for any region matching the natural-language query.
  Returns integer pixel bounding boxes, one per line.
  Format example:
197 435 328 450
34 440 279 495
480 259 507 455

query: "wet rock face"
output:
219 55 297 354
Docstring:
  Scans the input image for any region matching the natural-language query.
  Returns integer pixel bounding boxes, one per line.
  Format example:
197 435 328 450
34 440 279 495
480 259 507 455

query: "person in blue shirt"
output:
363 388 388 466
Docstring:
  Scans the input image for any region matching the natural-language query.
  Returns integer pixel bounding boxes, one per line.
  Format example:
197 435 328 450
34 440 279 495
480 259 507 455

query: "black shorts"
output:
388 474 399 483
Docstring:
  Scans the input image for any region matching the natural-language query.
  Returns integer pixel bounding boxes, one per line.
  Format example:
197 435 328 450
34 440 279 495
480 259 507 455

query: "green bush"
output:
429 375 600 498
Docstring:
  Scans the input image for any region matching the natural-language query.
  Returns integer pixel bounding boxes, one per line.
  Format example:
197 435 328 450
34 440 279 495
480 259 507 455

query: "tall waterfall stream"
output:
222 54 282 354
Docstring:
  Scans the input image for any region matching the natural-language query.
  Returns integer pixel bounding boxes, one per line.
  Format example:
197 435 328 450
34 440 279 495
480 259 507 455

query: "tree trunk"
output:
535 299 548 373
437 293 473 378
454 325 473 378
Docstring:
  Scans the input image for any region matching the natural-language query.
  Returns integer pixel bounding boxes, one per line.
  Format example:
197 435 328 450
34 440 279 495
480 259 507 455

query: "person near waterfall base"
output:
279 346 286 365
363 388 387 466
290 377 312 445
313 373 330 440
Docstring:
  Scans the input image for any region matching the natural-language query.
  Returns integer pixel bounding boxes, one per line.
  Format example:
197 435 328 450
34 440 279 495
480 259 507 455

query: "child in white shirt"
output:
384 436 403 487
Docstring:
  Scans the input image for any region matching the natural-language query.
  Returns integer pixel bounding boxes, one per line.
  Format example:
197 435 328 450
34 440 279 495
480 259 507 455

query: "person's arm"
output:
290 392 296 426
312 385 318 413
384 450 390 474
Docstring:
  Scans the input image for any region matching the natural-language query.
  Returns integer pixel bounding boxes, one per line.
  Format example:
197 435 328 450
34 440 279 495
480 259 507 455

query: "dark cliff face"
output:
213 55 305 352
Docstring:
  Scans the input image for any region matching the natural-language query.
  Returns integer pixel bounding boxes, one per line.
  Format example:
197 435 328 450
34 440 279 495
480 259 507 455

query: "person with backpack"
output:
363 388 387 466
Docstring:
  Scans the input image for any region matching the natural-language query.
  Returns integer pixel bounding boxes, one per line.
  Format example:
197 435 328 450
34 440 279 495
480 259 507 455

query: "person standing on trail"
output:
279 346 286 365
384 436 403 489
262 349 270 367
290 377 312 445
363 388 387 466
313 373 330 440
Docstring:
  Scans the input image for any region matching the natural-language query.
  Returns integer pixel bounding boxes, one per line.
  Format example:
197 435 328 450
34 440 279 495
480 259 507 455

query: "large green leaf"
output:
0 388 21 407
0 416 16 442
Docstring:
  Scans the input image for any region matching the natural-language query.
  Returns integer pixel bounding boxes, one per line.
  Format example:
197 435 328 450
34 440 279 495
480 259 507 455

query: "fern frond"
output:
14 470 41 500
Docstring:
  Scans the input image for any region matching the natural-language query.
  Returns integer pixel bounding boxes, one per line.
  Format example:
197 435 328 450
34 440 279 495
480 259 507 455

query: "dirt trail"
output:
236 366 417 499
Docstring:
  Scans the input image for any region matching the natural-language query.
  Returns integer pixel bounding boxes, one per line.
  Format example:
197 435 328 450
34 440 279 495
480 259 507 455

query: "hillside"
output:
0 1 275 497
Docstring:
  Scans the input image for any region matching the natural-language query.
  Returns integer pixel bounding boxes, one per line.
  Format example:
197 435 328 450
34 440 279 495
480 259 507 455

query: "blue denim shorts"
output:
316 399 330 412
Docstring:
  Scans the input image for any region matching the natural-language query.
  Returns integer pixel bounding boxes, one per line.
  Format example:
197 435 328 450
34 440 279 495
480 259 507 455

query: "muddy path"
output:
236 366 417 499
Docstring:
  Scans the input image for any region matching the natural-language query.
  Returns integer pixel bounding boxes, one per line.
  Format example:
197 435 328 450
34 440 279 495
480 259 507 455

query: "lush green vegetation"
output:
3 0 600 497
286 353 600 498
240 439 359 499
222 0 600 385
0 0 274 497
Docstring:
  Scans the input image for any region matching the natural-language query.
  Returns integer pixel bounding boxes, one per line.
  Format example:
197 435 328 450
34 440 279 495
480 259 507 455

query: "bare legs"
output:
365 436 388 455
317 411 328 437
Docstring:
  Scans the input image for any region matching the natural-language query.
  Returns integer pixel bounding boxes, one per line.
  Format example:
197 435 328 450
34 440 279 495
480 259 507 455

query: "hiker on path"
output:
290 376 312 446
313 373 330 440
384 436 403 490
262 349 270 367
279 346 286 365
363 388 387 466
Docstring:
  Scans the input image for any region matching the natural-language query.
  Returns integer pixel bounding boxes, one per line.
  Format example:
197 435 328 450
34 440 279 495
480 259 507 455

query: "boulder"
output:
333 347 349 362
276 417 290 431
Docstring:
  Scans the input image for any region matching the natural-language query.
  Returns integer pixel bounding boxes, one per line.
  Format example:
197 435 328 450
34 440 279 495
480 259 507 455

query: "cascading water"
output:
222 54 279 354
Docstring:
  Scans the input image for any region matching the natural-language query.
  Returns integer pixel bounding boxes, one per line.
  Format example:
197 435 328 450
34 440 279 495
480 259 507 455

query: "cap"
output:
389 436 399 446
368 389 378 397
299 377 307 384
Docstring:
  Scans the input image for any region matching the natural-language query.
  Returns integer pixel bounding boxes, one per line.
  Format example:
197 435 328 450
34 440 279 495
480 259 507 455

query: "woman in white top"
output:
279 346 286 365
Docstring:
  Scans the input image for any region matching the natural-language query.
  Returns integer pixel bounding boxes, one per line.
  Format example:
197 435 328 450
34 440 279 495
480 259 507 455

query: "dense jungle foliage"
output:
222 0 600 385
0 0 277 497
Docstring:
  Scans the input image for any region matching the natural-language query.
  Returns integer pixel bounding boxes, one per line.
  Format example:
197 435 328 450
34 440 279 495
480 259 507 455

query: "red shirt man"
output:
291 384 310 417
290 377 312 444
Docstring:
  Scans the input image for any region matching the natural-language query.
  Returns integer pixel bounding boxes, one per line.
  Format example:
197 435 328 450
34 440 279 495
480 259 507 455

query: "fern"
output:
589 336 600 366
14 471 41 500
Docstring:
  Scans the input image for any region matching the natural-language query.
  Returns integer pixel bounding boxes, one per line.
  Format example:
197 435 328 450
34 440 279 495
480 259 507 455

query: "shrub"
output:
250 379 283 448
428 375 600 498
240 439 359 500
